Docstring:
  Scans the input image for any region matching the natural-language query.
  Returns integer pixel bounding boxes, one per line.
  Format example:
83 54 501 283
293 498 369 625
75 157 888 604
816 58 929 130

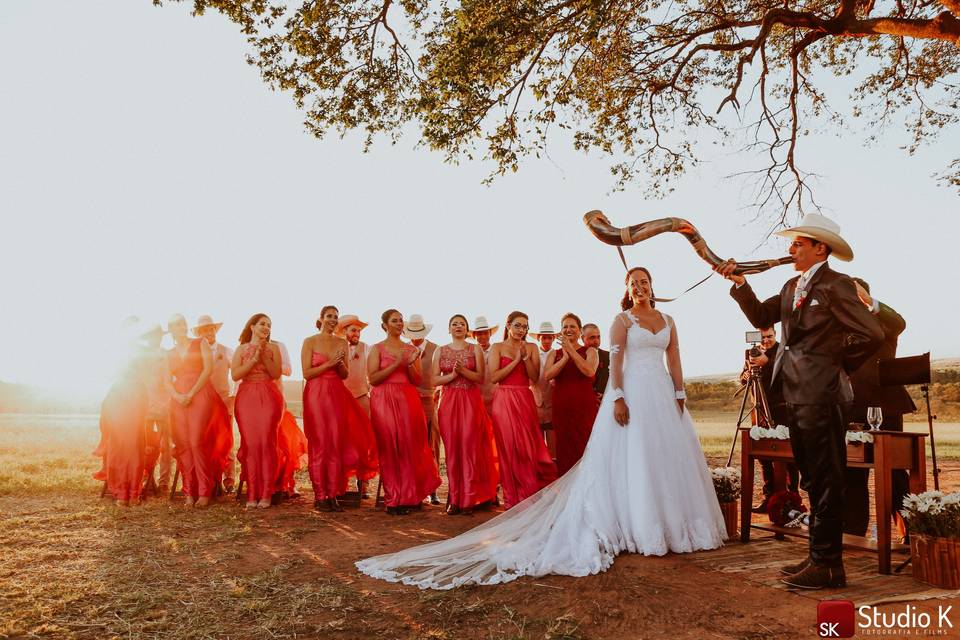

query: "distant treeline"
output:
3 370 959 421
685 370 960 421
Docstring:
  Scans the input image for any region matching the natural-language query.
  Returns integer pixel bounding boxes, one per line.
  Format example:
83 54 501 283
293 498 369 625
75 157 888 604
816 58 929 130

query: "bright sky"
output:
2 1 958 401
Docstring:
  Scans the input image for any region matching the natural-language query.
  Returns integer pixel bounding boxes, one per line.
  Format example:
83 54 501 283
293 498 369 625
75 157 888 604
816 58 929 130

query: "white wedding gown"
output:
356 311 726 589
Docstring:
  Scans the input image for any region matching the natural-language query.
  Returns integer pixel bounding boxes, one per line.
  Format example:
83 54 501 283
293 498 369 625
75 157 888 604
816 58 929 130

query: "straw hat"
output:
530 321 559 337
336 314 368 332
192 314 223 335
402 314 433 339
775 213 853 262
469 316 499 337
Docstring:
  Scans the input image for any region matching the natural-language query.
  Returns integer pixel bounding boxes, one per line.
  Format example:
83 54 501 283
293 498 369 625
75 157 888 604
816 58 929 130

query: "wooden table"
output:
740 429 927 574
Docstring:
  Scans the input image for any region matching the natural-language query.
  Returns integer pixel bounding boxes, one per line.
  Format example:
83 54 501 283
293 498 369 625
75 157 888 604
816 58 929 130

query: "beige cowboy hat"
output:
530 321 559 337
469 315 499 337
402 314 433 339
336 314 368 333
775 213 853 262
192 314 223 335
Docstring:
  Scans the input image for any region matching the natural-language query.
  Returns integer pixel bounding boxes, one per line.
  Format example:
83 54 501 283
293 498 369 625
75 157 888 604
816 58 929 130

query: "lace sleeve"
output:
608 313 629 401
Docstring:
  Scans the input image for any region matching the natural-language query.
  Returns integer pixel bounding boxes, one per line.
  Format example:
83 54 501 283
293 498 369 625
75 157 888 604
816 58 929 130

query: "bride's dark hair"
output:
620 267 655 311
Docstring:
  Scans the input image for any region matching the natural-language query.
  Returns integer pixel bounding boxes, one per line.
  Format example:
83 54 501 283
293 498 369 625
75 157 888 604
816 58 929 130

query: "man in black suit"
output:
739 326 799 512
718 213 883 590
582 323 609 403
843 278 916 539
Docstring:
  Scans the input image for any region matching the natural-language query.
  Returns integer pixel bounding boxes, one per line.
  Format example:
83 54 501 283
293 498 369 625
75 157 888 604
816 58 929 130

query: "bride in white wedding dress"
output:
356 267 726 589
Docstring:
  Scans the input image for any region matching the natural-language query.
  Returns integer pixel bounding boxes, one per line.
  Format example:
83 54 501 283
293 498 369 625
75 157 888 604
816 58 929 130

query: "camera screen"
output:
745 330 762 343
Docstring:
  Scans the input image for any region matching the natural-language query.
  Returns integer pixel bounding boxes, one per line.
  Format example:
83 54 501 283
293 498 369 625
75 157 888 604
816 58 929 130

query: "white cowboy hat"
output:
192 314 223 335
775 213 853 262
530 321 559 337
336 314 368 332
402 314 433 339
469 316 499 337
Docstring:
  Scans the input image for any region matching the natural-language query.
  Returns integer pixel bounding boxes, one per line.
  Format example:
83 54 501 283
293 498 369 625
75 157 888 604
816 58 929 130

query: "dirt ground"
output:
2 416 959 639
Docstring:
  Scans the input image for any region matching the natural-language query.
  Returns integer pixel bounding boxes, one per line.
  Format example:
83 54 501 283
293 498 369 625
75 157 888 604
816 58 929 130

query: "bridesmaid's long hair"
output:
239 313 270 344
620 267 656 311
503 311 529 341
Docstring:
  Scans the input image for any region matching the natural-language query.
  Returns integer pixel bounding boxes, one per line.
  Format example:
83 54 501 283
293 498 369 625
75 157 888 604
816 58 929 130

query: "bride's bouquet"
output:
711 467 741 504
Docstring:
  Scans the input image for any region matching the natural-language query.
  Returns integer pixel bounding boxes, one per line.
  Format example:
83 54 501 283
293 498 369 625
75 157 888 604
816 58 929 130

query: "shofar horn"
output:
583 210 794 276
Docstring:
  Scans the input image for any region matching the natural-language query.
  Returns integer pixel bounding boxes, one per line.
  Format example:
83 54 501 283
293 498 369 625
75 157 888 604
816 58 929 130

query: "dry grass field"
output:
2 413 959 639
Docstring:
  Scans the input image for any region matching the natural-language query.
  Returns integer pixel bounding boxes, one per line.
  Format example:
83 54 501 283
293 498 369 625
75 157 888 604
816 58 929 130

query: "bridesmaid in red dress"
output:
432 314 499 515
488 311 558 508
543 312 600 475
367 309 442 515
302 305 379 512
166 314 232 507
232 314 284 509
94 359 149 505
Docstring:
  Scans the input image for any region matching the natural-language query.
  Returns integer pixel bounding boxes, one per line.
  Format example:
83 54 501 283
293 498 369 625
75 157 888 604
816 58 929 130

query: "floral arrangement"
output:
711 467 741 503
845 430 874 444
749 425 790 440
767 490 807 527
900 491 960 539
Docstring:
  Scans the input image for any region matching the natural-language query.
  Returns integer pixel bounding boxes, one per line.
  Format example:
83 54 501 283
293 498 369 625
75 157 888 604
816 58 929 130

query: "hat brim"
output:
469 325 499 337
337 320 369 330
402 325 433 339
192 322 223 335
775 227 853 262
530 332 559 337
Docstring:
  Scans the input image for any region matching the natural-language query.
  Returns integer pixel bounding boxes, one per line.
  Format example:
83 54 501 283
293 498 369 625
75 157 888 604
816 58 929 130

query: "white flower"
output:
749 425 791 440
845 431 874 444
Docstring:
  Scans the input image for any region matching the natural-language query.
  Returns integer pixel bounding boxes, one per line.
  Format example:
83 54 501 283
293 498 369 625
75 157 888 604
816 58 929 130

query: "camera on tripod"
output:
744 330 763 375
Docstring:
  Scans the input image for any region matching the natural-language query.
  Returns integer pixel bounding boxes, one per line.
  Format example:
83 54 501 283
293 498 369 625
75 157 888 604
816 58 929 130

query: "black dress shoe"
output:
430 493 441 506
329 497 344 512
314 499 331 512
781 564 846 589
445 504 461 516
751 498 769 514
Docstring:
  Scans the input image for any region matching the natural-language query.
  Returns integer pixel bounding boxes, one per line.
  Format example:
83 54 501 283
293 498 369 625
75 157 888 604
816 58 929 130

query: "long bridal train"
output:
356 313 727 590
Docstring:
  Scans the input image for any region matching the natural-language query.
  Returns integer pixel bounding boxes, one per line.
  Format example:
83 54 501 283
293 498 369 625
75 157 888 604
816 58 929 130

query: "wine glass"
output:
867 406 883 432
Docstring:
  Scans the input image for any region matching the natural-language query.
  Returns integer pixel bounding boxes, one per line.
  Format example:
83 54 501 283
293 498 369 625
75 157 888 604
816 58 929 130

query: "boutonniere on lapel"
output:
793 289 808 311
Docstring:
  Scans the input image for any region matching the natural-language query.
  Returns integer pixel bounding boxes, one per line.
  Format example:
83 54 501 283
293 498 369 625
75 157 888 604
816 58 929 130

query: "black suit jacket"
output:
848 302 916 421
731 263 884 405
594 348 610 395
741 342 787 424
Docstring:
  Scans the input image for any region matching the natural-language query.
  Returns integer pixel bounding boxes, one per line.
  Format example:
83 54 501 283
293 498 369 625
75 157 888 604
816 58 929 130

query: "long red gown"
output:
234 343 284 502
369 346 441 508
491 356 558 508
275 408 308 496
168 339 232 499
303 352 379 501
437 346 499 509
93 377 148 502
552 346 600 476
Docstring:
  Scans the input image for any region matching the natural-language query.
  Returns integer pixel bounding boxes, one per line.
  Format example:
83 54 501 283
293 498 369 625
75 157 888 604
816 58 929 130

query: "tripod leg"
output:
727 380 755 467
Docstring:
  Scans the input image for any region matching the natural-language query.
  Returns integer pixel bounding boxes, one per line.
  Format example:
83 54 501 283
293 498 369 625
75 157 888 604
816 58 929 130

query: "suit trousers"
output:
842 414 908 537
785 402 847 567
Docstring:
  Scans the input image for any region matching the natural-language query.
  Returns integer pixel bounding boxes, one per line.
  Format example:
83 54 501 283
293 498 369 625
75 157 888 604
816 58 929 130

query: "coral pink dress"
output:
168 339 232 499
491 356 558 508
437 346 499 510
93 378 148 501
303 352 379 501
552 346 600 475
369 345 442 508
234 343 284 502
275 408 308 496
